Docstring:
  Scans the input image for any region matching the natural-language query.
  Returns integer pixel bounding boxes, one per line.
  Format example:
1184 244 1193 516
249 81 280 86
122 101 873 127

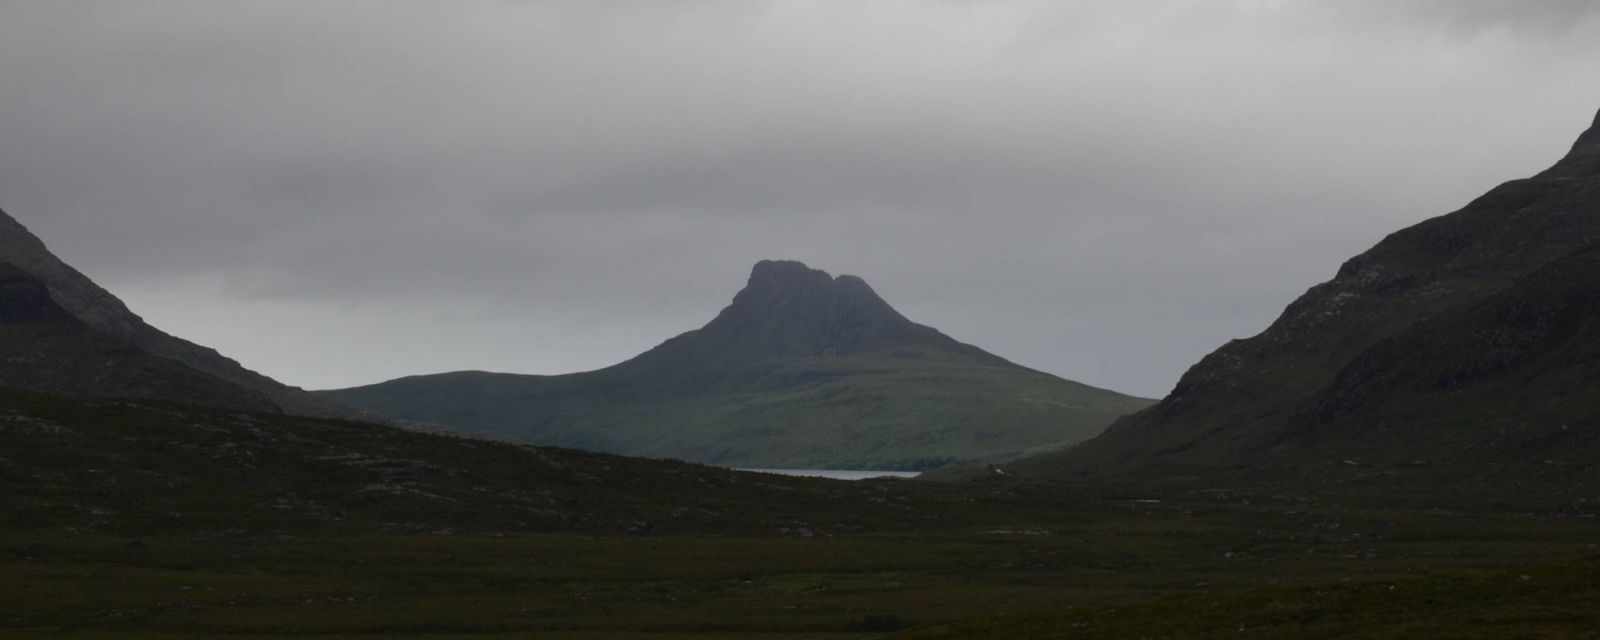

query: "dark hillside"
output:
1007 107 1600 504
0 210 354 417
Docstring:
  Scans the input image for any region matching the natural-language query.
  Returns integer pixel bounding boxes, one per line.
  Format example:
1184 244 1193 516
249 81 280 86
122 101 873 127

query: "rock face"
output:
713 259 919 355
1017 108 1600 498
0 209 352 416
616 260 1011 372
325 260 1153 469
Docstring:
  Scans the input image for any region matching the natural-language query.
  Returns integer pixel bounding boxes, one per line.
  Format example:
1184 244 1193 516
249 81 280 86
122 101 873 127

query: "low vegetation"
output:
4 390 1600 638
4 504 1598 637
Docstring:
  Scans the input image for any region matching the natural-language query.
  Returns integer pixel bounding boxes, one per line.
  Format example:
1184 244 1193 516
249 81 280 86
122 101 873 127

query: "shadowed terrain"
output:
999 108 1600 508
3 390 1597 638
0 211 354 418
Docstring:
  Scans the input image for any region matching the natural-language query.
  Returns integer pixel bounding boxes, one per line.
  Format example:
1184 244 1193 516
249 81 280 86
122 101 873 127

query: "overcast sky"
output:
2 1 1597 397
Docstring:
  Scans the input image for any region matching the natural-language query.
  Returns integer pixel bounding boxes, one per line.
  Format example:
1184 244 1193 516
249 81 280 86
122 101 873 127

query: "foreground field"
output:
6 390 1599 637
5 502 1598 638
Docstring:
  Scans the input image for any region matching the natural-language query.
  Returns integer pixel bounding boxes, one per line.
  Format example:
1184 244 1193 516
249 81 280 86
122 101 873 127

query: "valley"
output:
4 388 1600 638
1 4 1597 633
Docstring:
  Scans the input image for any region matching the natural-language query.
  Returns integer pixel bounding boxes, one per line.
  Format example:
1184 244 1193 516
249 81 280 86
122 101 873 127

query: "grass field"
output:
6 501 1598 638
6 390 1599 638
322 350 1154 471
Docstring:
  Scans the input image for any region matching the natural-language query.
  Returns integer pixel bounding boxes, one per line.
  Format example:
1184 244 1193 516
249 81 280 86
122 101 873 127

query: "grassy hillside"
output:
327 349 1150 470
325 261 1152 469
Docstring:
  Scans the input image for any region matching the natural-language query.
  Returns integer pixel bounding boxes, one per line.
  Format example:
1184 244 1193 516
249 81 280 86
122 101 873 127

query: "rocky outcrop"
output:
617 260 1011 372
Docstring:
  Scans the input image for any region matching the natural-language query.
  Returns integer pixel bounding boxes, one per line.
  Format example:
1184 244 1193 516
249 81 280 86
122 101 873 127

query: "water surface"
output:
737 468 921 481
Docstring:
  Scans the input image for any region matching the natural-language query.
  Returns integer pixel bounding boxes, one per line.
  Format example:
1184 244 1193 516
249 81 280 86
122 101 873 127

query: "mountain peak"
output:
705 259 917 357
326 257 1146 469
744 260 876 295
1572 106 1600 147
734 260 908 324
1550 106 1600 177
616 259 1007 369
744 259 837 293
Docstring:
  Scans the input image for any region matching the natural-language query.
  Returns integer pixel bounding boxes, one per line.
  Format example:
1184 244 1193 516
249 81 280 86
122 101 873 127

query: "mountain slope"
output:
1011 107 1600 495
324 260 1153 469
0 209 351 416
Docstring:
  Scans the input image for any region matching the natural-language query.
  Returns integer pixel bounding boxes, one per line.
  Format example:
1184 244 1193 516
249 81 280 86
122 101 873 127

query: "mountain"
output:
323 260 1153 469
1008 107 1600 504
0 209 351 417
0 214 1039 538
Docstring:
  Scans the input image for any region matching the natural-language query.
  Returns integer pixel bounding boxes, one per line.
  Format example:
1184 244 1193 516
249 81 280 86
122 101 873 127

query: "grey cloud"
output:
1326 0 1600 35
1 1 1597 396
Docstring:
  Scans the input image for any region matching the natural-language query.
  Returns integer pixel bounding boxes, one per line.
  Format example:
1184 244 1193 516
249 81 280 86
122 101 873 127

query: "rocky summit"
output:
613 260 1012 372
709 259 924 357
324 260 1153 469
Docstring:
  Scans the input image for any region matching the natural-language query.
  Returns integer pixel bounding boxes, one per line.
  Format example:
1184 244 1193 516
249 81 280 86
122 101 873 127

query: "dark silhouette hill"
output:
0 209 352 417
324 260 1152 469
1007 107 1600 505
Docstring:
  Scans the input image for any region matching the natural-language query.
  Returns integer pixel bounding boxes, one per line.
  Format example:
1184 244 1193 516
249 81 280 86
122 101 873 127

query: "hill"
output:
1006 107 1600 505
0 210 1060 537
323 260 1153 469
0 387 1012 536
0 210 352 417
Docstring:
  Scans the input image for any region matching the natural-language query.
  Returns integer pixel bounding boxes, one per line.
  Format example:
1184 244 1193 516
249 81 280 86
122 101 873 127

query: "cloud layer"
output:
2 1 1597 395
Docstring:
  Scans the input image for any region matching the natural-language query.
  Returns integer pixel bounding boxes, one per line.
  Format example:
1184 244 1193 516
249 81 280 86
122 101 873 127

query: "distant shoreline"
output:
736 468 922 481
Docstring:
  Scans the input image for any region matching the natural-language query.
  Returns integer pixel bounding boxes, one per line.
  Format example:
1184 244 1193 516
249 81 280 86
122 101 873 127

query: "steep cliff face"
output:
325 260 1152 469
1022 108 1600 480
0 209 351 416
